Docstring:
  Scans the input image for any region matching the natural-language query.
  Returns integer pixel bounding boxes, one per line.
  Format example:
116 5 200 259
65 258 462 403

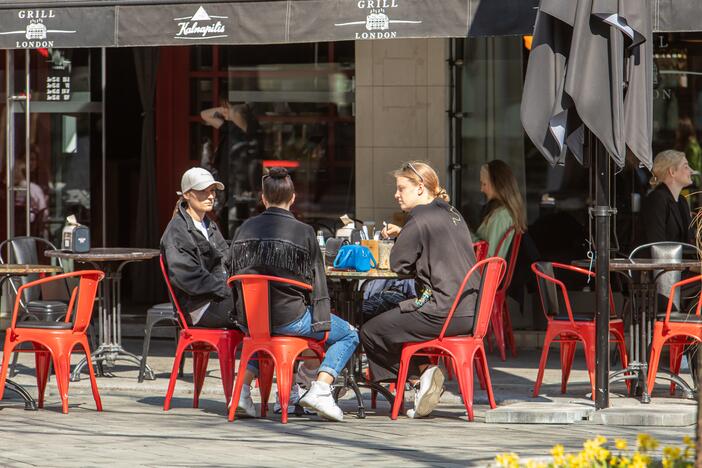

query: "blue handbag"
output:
333 245 377 272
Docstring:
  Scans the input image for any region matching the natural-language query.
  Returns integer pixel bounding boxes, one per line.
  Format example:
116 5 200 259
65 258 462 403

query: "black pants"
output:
361 307 474 382
193 294 238 329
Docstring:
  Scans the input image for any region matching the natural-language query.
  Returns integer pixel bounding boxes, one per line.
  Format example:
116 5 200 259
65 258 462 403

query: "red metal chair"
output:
647 274 702 396
488 227 522 361
473 240 489 262
390 257 506 421
159 255 244 411
531 262 628 399
0 270 104 413
227 274 326 424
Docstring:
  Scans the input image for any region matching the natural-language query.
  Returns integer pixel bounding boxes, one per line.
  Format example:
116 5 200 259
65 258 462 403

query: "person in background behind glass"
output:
201 99 260 237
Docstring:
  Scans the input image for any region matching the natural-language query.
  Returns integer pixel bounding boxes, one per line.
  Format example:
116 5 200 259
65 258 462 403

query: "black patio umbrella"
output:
521 0 652 409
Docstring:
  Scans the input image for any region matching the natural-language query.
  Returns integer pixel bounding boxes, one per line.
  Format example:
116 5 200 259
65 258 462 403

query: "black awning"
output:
0 0 697 49
0 0 534 49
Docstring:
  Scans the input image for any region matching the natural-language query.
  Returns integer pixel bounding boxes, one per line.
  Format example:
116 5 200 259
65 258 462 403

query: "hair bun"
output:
268 167 289 179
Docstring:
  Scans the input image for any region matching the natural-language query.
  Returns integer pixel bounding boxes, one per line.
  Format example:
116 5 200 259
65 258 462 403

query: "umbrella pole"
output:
591 130 612 410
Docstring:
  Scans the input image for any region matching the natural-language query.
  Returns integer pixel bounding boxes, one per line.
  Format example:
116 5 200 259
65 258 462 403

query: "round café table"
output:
573 257 699 403
45 248 160 381
326 267 410 418
0 263 62 410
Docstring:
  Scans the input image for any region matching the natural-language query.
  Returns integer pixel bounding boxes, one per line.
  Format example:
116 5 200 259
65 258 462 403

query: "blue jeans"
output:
244 308 359 379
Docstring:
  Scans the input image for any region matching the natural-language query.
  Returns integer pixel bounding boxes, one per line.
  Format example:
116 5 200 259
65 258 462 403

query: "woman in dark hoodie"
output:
361 161 479 419
160 167 236 330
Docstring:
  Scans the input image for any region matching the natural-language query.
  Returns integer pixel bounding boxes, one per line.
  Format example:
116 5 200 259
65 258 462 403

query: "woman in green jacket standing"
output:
475 160 526 258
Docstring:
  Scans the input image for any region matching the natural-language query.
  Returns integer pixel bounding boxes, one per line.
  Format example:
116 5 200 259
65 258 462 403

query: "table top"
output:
326 268 408 280
573 257 700 272
45 248 160 262
0 264 62 274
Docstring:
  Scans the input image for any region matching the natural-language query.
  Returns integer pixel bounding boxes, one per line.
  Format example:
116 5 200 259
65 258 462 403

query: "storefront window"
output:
188 43 355 237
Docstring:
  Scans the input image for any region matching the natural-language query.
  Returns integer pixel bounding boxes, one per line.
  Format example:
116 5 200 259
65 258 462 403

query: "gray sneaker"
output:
274 383 313 415
407 366 444 418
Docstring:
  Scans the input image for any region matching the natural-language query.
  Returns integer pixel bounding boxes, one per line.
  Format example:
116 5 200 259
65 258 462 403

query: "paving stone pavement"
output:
0 338 696 467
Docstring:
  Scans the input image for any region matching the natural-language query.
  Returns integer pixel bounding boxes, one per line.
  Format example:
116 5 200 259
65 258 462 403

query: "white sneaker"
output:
235 385 257 418
407 366 444 418
299 381 344 422
274 383 309 414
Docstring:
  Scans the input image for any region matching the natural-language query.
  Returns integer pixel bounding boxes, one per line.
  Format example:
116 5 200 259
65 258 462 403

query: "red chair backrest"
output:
662 274 702 324
531 261 616 324
11 270 104 333
473 241 489 262
494 226 522 293
439 257 506 340
159 254 191 330
228 274 312 340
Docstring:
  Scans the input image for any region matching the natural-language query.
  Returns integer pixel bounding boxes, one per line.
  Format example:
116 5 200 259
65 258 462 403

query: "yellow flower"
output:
683 435 695 449
615 439 628 450
636 433 659 452
618 455 632 467
663 446 682 460
495 452 520 468
525 461 546 468
595 435 608 446
631 452 651 468
551 444 565 458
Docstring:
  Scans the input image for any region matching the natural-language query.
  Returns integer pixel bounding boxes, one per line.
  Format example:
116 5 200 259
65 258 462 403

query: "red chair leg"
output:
35 348 51 409
164 338 189 411
258 357 275 418
475 355 486 390
647 334 664 396
81 338 102 411
668 340 685 395
218 336 236 405
477 346 496 409
559 341 576 394
51 349 71 414
390 350 411 420
490 302 507 361
443 356 455 381
533 330 554 397
274 357 294 424
503 303 517 358
583 335 596 400
453 351 476 421
229 347 254 422
192 350 210 409
0 338 18 401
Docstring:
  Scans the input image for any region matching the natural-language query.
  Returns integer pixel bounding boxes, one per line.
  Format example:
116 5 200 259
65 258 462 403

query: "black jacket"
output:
639 184 694 245
391 198 479 318
230 207 331 332
160 201 232 322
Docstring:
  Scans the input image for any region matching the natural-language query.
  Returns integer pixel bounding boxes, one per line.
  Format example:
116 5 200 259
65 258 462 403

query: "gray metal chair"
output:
138 302 184 382
628 241 699 311
0 236 70 377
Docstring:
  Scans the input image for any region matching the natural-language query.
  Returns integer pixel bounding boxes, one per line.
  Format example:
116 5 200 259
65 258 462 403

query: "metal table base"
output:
610 273 695 402
5 379 37 410
328 276 396 418
70 259 154 382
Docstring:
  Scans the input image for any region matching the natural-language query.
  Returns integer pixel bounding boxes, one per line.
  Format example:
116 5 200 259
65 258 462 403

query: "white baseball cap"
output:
178 167 224 195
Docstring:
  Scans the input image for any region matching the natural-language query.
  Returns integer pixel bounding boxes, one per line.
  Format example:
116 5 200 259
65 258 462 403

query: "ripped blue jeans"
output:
244 307 359 379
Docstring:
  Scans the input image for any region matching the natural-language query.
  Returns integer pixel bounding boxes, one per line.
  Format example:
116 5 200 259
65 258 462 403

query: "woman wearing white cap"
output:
160 167 237 328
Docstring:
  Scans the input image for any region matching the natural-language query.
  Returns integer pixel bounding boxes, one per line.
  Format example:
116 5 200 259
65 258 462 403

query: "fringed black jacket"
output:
230 207 331 332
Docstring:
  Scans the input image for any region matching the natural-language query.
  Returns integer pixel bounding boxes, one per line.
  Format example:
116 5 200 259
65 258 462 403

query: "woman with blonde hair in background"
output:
361 161 479 419
475 159 526 259
639 149 694 245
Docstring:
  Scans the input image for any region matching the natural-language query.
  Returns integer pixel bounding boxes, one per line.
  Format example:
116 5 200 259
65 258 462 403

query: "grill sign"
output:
0 10 76 48
334 0 422 39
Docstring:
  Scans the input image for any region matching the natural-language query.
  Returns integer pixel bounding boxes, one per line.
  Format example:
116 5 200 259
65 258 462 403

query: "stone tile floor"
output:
0 338 695 467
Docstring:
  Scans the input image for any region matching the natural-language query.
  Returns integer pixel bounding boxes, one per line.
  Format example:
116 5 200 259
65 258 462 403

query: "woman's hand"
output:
381 223 402 239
